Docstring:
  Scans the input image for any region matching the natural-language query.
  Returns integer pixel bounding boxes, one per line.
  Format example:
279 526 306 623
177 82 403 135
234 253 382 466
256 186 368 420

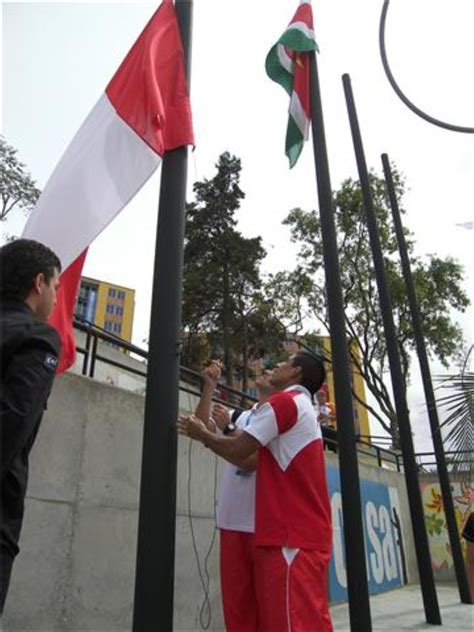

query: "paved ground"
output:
330 583 473 631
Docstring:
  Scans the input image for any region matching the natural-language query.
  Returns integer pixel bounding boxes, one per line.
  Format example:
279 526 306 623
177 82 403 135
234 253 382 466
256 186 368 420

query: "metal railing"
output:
356 439 402 471
74 317 258 409
73 317 403 469
414 450 474 471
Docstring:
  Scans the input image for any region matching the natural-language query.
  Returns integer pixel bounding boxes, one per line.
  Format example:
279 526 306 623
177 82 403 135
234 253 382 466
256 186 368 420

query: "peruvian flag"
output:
265 0 318 168
22 0 194 373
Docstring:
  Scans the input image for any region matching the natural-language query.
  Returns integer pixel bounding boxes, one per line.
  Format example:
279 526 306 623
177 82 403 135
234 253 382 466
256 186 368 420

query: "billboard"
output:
326 465 406 602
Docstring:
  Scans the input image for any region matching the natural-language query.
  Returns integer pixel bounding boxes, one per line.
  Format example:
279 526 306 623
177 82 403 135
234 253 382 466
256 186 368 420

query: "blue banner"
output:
326 465 404 602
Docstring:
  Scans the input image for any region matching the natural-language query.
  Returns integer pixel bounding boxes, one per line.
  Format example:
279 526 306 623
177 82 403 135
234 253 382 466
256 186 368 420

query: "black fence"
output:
73 317 404 469
414 450 474 472
74 316 258 410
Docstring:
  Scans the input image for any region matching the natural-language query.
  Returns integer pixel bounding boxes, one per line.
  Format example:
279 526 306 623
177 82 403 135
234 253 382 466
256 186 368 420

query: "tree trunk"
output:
242 320 249 399
390 414 401 450
222 262 233 387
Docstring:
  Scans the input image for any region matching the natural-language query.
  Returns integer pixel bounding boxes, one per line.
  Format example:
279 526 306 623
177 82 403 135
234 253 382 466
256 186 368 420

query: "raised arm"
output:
194 360 222 431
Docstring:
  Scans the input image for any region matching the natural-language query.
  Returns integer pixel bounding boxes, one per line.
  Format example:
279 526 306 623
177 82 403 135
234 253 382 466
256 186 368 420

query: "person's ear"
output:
32 272 45 295
292 364 302 380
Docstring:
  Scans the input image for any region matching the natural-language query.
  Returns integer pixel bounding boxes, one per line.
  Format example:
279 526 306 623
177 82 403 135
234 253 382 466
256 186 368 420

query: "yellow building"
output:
316 336 371 440
75 276 135 343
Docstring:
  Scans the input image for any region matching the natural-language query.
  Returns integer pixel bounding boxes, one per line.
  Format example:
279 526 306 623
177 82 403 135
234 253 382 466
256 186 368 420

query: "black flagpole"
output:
382 153 472 605
132 1 193 630
342 74 441 625
309 53 372 631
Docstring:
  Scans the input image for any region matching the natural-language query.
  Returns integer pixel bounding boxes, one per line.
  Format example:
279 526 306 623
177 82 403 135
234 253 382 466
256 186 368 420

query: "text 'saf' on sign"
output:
326 465 406 603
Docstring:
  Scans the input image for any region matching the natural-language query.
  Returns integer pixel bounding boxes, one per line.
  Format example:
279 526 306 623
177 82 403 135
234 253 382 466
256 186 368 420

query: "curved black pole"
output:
380 0 474 134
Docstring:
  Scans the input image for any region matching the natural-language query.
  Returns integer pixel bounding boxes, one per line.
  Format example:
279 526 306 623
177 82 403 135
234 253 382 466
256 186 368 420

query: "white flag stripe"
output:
277 43 294 75
23 94 161 270
289 91 310 139
286 20 316 43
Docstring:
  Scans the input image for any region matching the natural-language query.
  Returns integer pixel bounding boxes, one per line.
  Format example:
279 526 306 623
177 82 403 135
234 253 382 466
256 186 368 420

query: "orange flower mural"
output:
426 487 443 514
422 481 473 570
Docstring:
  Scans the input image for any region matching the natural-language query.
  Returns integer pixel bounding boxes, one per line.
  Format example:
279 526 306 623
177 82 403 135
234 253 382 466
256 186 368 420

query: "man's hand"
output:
212 403 231 432
177 414 209 443
202 360 222 389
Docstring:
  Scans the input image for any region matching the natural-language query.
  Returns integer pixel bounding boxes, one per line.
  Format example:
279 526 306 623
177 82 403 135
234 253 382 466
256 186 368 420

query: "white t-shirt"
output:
215 407 257 532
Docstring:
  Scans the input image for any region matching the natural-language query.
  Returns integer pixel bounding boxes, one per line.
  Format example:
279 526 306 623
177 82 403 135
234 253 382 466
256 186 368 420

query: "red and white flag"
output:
22 0 194 373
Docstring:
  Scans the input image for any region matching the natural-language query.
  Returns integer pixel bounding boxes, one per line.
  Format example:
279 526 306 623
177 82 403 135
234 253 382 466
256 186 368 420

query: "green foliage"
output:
280 168 469 438
425 512 445 537
0 135 40 223
435 347 474 476
182 152 284 385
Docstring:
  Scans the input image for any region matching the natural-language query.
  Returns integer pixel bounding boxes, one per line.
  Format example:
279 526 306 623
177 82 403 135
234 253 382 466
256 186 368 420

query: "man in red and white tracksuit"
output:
178 351 333 631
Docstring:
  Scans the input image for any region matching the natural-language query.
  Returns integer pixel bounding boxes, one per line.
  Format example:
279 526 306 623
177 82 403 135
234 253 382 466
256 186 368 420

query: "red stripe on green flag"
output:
265 0 319 168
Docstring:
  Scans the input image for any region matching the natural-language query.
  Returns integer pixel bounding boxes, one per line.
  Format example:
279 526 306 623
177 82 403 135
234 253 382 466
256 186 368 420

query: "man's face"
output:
269 355 301 389
255 369 275 396
35 268 60 321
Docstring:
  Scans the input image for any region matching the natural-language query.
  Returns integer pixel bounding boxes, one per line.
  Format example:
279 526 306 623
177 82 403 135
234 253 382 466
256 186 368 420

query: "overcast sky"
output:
2 0 473 447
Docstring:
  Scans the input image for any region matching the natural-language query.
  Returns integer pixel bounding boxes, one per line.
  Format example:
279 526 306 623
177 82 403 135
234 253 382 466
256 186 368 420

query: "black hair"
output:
291 351 326 396
0 239 61 302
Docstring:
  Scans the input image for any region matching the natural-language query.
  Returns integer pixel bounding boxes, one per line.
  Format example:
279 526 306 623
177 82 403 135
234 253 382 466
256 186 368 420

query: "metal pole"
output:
342 73 441 625
382 153 472 604
310 53 372 631
82 329 91 376
132 1 193 630
89 334 98 379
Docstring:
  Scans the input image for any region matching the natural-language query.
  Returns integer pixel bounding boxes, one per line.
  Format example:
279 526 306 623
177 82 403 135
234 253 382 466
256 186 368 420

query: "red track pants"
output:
220 529 333 632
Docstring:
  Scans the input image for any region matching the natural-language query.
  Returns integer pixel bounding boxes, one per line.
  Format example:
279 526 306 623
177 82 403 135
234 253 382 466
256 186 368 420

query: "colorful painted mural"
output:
421 480 474 569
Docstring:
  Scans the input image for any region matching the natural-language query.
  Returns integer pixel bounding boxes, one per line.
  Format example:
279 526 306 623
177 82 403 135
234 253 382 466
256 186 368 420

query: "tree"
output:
279 169 469 444
0 135 40 223
182 152 279 387
435 346 474 476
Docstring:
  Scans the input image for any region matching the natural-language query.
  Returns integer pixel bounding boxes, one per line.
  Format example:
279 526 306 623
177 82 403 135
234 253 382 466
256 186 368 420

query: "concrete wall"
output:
3 374 417 631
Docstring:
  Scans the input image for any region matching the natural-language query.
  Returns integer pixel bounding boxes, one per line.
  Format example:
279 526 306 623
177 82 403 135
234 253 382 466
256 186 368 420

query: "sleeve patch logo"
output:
44 354 58 370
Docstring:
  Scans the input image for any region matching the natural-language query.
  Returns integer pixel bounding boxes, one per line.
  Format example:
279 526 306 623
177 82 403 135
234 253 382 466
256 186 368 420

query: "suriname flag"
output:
265 0 319 168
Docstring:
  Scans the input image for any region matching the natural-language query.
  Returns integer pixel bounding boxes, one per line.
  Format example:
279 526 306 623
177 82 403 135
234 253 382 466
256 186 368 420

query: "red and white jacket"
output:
244 385 332 552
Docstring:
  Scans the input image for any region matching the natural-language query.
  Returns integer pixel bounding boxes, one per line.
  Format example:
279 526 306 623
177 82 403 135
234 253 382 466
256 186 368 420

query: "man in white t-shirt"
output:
192 361 274 631
179 352 333 632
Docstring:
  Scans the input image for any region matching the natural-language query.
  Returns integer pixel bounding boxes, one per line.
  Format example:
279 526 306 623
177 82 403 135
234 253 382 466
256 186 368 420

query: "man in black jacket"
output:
0 238 61 613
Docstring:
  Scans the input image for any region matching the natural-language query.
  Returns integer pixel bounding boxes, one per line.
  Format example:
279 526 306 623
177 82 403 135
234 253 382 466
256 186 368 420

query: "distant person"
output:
316 387 337 453
461 512 474 602
0 239 61 614
193 360 275 631
316 386 335 427
178 351 333 631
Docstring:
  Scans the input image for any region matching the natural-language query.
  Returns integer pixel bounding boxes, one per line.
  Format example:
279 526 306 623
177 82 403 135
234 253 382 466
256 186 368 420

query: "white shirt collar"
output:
284 384 313 400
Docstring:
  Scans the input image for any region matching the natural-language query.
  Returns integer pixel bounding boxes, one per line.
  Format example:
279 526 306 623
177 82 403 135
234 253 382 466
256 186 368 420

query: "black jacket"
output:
0 300 60 557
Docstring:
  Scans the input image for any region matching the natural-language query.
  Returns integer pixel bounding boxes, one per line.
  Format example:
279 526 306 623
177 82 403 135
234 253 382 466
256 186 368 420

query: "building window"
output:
113 323 122 334
106 304 114 313
115 306 123 315
108 288 116 298
117 290 125 300
104 321 112 331
75 282 98 323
